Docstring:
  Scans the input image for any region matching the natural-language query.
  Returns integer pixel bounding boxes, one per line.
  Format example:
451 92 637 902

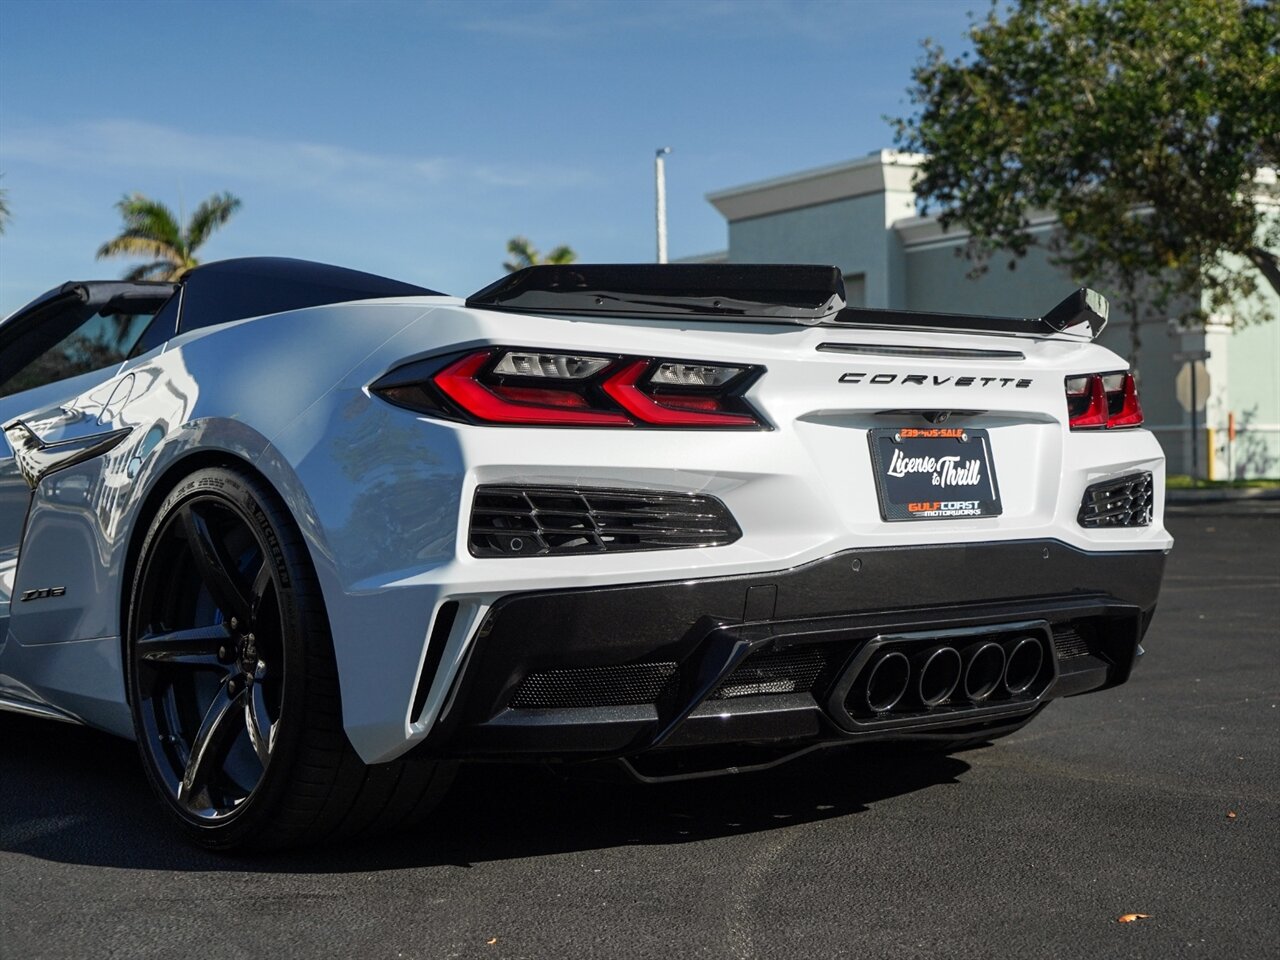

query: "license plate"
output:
867 427 1002 521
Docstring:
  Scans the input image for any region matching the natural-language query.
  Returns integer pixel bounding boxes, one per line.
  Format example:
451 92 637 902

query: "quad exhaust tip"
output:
1003 636 1045 695
851 632 1050 718
915 646 962 708
963 641 1007 703
863 650 911 713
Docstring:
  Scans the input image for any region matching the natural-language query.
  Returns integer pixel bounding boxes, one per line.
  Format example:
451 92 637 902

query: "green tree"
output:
97 191 242 280
503 235 577 273
893 0 1280 355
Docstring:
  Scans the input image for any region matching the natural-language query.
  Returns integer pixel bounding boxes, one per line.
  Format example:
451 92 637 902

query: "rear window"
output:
0 304 160 398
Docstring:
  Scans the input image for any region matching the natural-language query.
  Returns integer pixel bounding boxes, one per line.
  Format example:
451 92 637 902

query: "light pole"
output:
655 147 671 264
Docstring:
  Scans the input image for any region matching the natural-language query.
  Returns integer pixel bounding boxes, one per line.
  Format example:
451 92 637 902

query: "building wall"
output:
726 194 900 307
708 154 1279 478
901 237 1201 474
1221 287 1280 479
902 238 1073 320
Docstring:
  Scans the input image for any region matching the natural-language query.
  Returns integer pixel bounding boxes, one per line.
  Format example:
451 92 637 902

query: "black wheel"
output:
127 465 452 850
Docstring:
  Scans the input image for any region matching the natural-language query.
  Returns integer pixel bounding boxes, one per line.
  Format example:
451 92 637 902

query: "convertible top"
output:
177 257 443 333
1 280 177 332
3 257 443 337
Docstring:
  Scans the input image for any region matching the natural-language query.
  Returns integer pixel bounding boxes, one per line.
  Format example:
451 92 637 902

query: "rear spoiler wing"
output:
467 264 1108 340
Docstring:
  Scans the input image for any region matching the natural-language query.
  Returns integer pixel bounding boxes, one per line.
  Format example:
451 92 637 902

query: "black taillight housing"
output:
372 348 768 429
1064 372 1143 430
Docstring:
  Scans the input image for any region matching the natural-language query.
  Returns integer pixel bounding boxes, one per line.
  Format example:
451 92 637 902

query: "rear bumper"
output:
421 538 1166 769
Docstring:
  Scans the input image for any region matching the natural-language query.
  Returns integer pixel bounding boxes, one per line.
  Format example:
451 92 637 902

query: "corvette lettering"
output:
839 372 1033 388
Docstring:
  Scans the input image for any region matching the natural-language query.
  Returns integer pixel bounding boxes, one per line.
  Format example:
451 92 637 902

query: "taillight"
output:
373 348 767 428
1065 372 1143 429
433 351 630 426
601 359 759 426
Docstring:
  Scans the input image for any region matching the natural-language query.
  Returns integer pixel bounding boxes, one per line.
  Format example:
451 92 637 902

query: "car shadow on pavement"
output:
0 713 970 873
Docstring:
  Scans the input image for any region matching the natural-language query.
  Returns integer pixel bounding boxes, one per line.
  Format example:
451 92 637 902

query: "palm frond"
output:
122 259 183 282
96 232 182 263
185 191 242 251
112 194 182 251
503 236 576 271
504 236 537 272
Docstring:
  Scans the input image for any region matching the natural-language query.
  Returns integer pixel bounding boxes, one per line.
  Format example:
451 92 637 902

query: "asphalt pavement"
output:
1 506 1276 960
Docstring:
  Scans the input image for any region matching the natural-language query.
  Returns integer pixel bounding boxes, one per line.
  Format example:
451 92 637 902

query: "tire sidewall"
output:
126 465 312 849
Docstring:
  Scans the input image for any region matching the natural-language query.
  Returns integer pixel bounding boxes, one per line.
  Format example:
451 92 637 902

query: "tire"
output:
126 465 453 851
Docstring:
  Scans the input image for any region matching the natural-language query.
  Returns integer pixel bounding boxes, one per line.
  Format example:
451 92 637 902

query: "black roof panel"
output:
178 257 443 333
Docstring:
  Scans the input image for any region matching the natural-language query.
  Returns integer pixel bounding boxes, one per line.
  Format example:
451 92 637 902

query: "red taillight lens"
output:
374 348 767 429
1066 373 1109 429
432 351 632 426
1065 372 1143 430
601 359 759 427
1106 373 1144 427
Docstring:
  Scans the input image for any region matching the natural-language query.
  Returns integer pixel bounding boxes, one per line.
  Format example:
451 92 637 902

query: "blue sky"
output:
0 0 981 314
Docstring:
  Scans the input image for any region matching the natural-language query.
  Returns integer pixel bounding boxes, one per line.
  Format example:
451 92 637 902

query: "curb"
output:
1166 487 1280 504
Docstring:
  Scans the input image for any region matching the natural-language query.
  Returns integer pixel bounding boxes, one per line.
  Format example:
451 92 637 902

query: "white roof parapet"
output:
707 150 924 223
893 209 1062 250
671 250 729 264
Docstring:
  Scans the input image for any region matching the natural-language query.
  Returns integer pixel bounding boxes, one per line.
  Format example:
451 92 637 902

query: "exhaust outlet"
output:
962 642 1007 702
1003 636 1045 695
915 646 962 708
862 651 911 713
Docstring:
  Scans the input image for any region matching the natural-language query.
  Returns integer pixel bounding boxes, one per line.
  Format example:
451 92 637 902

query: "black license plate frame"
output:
867 427 1002 522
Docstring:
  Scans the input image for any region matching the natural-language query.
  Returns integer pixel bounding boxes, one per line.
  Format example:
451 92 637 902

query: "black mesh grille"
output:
710 647 832 700
509 662 678 709
1051 625 1090 660
470 485 741 557
1078 472 1153 528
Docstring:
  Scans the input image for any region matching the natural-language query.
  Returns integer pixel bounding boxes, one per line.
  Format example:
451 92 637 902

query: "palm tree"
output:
97 191 241 281
503 235 576 273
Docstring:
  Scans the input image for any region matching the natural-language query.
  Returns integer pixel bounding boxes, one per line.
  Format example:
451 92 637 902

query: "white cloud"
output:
454 0 953 46
0 117 602 208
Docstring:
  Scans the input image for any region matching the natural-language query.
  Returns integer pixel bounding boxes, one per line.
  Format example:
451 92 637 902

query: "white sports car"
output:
0 259 1170 849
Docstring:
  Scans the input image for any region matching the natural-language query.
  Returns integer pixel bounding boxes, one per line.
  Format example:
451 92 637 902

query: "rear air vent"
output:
1050 624 1090 660
1078 472 1153 528
509 662 679 709
710 647 832 700
470 485 741 557
410 601 459 723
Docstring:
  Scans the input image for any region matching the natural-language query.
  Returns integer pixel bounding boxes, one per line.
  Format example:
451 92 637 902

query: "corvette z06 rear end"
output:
0 259 1169 849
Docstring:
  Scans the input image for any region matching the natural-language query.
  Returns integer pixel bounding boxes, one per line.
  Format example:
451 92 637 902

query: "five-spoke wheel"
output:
131 482 286 821
127 466 453 850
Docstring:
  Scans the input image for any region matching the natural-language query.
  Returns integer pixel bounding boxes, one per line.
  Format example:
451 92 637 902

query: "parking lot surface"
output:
1 506 1276 959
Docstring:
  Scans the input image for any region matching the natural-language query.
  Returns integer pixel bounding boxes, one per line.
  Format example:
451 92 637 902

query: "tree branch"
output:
1246 247 1280 300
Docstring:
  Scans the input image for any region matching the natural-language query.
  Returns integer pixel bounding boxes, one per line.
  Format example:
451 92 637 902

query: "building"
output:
691 150 1280 479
